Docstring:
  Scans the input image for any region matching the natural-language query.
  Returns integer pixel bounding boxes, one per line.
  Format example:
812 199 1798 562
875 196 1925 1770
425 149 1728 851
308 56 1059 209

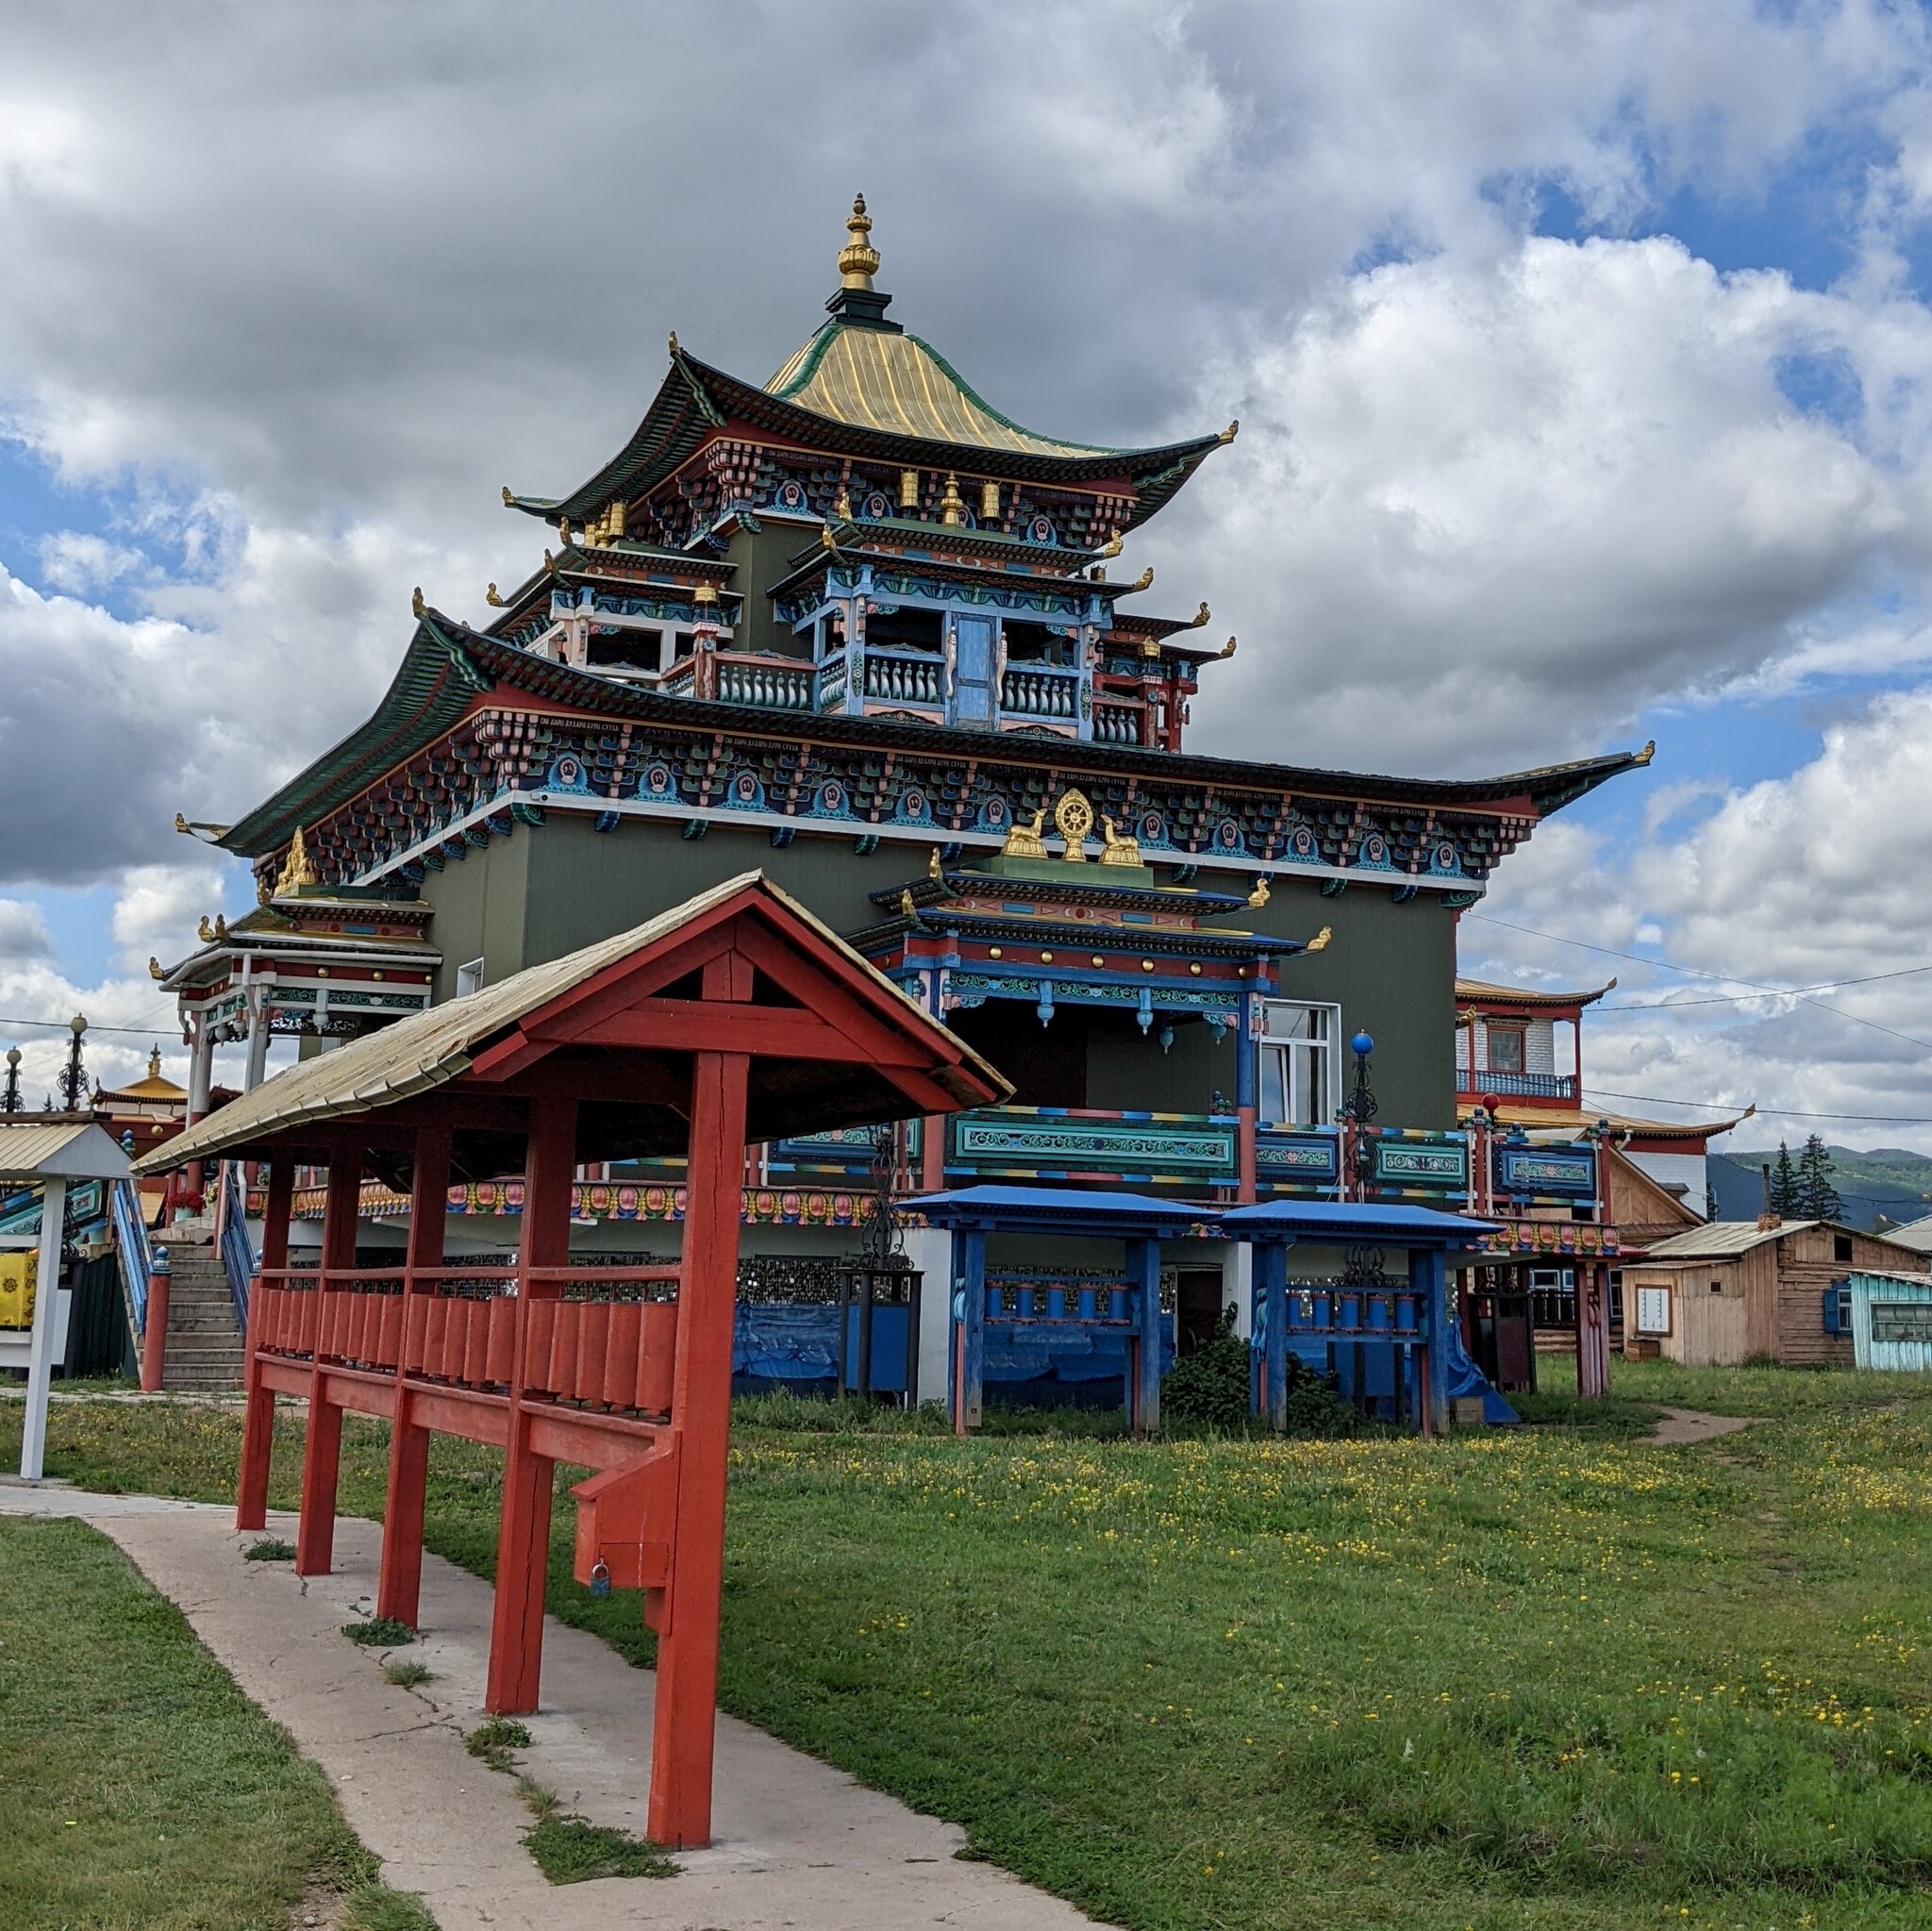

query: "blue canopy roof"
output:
908 1188 1495 1250
1220 1200 1499 1249
905 1185 1215 1238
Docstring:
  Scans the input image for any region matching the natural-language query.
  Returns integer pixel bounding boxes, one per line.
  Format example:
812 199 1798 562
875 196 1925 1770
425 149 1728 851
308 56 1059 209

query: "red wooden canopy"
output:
139 872 1006 1847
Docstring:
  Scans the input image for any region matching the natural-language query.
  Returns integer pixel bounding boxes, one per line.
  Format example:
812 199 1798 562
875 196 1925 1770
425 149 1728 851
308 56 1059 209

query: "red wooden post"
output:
486 1095 576 1713
378 1120 451 1627
648 954 753 1850
139 1256 172 1392
236 1156 293 1530
921 1112 944 1193
296 1146 361 1575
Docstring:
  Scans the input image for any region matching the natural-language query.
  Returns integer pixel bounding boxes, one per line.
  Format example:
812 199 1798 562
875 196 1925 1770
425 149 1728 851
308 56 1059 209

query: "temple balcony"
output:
764 1106 1476 1212
1456 1068 1578 1102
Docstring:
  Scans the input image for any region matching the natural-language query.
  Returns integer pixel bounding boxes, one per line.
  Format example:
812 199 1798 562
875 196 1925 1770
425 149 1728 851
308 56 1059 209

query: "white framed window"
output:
1258 1001 1340 1129
456 957 486 998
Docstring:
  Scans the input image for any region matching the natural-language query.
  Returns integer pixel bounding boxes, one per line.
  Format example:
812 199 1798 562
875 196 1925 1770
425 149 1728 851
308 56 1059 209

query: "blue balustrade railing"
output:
219 1160 256 1328
109 1177 154 1339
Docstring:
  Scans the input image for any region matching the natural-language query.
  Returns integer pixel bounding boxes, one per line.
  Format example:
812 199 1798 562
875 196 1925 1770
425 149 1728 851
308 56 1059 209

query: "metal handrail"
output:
109 1176 153 1337
219 1161 256 1330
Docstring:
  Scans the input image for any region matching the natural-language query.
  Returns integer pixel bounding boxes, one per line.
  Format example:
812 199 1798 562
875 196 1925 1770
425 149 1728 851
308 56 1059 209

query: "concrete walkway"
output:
0 1480 1099 1931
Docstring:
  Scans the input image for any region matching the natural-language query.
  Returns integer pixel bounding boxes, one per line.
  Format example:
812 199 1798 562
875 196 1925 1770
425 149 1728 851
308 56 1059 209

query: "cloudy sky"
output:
3 0 1931 1150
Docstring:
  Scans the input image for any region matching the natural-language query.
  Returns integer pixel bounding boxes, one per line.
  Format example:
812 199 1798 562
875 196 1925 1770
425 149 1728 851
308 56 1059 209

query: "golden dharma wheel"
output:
1054 788 1094 857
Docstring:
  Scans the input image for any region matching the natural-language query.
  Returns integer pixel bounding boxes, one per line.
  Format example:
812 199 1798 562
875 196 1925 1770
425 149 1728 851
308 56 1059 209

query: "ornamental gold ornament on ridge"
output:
1054 788 1094 860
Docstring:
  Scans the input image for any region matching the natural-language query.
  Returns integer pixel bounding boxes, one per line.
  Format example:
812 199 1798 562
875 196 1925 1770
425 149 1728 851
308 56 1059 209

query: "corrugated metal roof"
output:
0 1120 134 1182
1882 1214 1932 1254
136 872 1000 1176
1640 1220 1819 1260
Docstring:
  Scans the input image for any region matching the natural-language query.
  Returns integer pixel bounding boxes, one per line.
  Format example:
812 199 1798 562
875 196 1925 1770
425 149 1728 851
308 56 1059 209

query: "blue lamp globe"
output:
1350 1030 1374 1058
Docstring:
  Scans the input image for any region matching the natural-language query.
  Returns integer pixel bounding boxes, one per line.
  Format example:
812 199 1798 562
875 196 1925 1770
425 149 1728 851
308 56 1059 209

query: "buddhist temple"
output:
150 196 1654 1416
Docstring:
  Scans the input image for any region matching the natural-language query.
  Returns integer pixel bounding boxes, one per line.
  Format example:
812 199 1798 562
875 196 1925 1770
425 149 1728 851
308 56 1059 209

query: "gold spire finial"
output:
174 811 188 834
1247 876 1271 908
927 845 942 880
410 586 425 618
197 915 215 943
1219 635 1237 658
899 888 917 916
668 329 679 357
1054 789 1094 861
1635 738 1656 766
486 582 504 607
501 485 514 506
1219 419 1240 443
148 956 163 980
838 192 880 290
1190 601 1210 628
940 474 965 526
148 1045 161 1081
835 485 853 521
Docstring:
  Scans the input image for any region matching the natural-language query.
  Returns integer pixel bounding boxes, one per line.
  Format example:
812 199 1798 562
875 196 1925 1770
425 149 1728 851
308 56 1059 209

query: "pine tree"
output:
1770 1141 1798 1214
1798 1134 1844 1223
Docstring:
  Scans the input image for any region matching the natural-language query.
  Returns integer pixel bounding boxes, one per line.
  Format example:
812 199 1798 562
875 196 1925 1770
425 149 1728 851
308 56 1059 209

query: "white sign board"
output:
1635 1285 1672 1336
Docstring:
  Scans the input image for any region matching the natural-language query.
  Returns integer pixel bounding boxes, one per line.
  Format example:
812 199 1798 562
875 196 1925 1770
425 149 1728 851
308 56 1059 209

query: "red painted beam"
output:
537 1000 915 1065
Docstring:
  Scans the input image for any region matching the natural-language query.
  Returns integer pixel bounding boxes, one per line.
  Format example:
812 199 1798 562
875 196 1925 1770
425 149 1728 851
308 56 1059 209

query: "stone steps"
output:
158 1244 245 1392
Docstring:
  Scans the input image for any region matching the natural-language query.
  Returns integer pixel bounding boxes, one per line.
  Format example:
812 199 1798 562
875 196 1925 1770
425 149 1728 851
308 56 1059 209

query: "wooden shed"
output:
1624 1218 1928 1367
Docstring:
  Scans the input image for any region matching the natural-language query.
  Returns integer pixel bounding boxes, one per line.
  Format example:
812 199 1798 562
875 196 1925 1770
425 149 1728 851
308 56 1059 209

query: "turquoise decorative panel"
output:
1374 1136 1469 1190
1492 1142 1596 1202
950 1108 1236 1178
1255 1128 1341 1185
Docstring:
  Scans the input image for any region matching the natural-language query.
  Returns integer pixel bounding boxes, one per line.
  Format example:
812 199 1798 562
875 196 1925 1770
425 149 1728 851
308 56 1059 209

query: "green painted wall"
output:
1239 874 1458 1129
420 828 531 1001
419 814 1457 1128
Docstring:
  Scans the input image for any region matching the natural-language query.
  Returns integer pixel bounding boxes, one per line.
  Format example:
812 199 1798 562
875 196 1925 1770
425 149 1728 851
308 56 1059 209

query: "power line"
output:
0 1015 176 1040
1585 1086 1932 1125
1465 913 1932 1054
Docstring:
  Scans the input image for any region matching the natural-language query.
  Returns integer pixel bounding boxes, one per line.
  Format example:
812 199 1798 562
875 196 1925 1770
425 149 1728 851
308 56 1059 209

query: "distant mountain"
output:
1713 1147 1932 1233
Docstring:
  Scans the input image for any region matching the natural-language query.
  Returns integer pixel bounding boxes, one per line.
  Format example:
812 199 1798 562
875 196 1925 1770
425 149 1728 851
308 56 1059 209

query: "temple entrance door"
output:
952 616 995 725
1176 1269 1224 1356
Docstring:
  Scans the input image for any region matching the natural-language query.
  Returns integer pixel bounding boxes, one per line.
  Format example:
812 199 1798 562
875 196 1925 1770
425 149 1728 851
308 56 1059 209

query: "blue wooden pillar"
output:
1234 982 1258 1203
952 1227 986 1435
1126 1237 1162 1437
1256 1240 1289 1432
1410 1245 1448 1436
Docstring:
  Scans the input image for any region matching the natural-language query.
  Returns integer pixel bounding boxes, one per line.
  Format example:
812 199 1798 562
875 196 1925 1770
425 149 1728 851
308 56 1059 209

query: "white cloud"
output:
1466 684 1932 1149
1174 234 1932 772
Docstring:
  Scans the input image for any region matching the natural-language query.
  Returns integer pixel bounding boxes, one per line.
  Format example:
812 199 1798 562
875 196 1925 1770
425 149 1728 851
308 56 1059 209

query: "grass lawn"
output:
5 1362 1931 1931
0 1512 432 1930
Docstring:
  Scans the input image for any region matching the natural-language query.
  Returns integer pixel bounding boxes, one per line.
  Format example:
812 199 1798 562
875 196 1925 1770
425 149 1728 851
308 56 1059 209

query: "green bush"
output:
1160 1307 1359 1437
341 1616 415 1648
1159 1307 1255 1430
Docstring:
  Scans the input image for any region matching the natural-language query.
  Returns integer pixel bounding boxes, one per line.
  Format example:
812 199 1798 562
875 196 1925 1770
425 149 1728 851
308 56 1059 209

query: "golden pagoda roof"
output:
764 323 1120 460
98 1048 187 1105
1456 1099 1753 1141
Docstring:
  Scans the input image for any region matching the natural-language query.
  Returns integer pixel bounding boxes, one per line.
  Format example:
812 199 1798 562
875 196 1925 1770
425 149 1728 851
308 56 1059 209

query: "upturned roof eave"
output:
216 610 1653 861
